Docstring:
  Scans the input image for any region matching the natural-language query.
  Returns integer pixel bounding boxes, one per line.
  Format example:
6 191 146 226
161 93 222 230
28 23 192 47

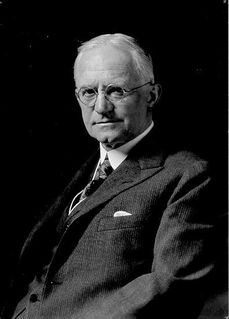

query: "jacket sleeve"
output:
74 161 221 319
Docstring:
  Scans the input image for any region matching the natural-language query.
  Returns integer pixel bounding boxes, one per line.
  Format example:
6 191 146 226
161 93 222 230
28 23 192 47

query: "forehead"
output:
74 45 139 86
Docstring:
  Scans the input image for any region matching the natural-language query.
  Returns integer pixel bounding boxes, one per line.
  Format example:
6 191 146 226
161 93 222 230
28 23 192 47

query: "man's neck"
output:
99 121 154 170
101 121 154 151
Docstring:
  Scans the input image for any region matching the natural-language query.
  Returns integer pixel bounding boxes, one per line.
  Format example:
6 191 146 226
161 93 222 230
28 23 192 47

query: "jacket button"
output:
30 294 38 302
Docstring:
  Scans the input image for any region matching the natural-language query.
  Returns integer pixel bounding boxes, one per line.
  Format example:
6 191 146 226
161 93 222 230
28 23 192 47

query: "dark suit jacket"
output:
3 131 219 319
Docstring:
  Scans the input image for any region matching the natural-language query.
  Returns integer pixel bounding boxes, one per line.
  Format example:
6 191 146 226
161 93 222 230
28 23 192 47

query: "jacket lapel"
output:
67 130 165 224
68 155 164 224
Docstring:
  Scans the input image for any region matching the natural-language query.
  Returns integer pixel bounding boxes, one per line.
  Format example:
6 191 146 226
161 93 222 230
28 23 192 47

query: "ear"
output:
147 83 162 107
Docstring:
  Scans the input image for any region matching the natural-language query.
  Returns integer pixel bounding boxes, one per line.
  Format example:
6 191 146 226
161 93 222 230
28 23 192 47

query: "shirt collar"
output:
100 120 154 170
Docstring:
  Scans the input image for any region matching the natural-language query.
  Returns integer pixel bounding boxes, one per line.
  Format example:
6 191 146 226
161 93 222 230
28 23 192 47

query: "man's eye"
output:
107 86 124 98
82 88 96 98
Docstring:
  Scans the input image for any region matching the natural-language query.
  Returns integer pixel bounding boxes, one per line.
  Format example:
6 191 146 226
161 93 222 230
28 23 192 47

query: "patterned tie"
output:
79 155 113 201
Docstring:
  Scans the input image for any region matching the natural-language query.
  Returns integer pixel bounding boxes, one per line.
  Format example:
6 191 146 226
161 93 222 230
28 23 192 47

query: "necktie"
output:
69 155 113 214
80 155 113 201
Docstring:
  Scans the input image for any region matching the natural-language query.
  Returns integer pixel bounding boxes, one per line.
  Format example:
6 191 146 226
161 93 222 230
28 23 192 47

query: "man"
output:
2 33 218 319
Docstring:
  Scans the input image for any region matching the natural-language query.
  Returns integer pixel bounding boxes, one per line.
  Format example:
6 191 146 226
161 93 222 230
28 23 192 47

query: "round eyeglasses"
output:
75 81 153 107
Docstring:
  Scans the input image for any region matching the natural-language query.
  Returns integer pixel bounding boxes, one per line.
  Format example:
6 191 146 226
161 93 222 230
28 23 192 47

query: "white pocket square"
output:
113 211 132 217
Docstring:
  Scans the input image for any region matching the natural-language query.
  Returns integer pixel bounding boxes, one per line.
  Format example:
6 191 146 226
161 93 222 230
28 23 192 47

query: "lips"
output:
94 120 121 125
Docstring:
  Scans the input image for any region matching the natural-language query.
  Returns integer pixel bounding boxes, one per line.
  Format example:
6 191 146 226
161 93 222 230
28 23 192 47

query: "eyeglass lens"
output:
78 85 126 105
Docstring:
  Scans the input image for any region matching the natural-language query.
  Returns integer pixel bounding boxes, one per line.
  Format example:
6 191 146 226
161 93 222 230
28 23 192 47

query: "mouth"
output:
94 120 121 125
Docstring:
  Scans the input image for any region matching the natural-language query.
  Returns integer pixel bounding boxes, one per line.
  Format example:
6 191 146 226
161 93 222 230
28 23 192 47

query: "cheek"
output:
81 109 93 130
123 102 145 125
122 102 148 134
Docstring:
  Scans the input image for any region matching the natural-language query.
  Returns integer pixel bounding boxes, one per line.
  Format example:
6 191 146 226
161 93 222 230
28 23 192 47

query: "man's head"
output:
74 33 160 150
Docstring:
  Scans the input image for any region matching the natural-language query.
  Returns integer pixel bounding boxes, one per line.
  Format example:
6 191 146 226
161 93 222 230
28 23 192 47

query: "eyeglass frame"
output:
75 81 154 107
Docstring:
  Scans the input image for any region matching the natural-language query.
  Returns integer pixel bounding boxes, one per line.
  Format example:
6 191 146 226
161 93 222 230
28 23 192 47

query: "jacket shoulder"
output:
163 150 209 177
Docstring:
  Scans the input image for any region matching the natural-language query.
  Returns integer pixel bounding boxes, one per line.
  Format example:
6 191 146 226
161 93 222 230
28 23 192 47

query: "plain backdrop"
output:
0 1 227 316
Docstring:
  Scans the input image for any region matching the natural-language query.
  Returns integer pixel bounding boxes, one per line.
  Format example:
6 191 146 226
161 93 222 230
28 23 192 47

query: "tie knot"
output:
95 156 113 180
76 155 113 204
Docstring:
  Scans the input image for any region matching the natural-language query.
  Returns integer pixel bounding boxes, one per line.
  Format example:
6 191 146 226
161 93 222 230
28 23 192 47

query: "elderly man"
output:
3 33 217 319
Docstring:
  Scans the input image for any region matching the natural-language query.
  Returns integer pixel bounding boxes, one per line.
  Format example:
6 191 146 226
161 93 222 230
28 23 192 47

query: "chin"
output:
98 135 117 145
95 133 121 147
90 126 131 147
103 136 133 150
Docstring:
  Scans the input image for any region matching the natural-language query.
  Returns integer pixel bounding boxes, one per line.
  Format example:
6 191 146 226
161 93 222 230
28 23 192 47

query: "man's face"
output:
74 45 152 150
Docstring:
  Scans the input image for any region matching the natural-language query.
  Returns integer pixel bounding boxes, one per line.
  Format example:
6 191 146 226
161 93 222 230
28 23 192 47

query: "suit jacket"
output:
3 130 218 319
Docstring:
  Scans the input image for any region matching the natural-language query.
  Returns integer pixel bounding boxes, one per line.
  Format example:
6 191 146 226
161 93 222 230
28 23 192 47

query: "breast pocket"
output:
97 215 145 231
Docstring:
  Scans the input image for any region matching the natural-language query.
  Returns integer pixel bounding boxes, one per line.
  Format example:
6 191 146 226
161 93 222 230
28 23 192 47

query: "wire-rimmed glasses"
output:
75 81 153 107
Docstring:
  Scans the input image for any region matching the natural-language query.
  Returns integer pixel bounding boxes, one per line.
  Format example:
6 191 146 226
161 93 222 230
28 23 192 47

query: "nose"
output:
94 91 114 114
